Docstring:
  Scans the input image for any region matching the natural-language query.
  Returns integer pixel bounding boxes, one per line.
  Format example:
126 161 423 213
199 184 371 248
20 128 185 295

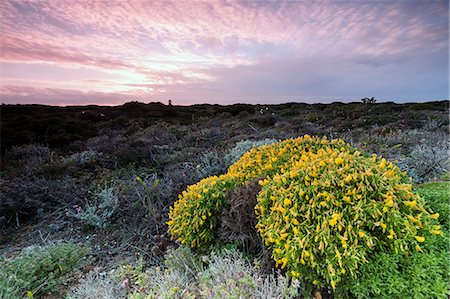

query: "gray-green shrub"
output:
225 139 277 166
74 187 118 228
120 247 300 299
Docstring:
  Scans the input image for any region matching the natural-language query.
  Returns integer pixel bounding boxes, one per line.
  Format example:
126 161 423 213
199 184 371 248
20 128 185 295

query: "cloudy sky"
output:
1 0 448 106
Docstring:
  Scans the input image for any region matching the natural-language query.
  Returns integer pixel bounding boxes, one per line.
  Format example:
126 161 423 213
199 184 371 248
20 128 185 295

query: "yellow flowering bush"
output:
168 135 346 248
255 148 439 289
168 135 440 290
167 175 238 247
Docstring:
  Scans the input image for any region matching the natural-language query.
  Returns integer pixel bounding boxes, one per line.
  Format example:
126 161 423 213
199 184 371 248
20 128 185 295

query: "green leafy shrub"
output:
168 175 238 247
336 182 450 298
0 243 90 298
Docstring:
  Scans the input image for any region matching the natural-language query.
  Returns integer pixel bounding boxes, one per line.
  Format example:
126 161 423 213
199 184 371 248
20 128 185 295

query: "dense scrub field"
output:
0 101 449 298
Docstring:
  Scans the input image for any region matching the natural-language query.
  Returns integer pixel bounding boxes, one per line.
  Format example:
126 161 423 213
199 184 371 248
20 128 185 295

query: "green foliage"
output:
337 248 449 299
168 175 239 247
336 181 450 298
416 182 450 229
0 243 90 298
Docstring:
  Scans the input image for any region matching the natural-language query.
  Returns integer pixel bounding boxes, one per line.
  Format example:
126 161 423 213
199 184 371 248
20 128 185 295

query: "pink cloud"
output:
0 0 448 105
1 35 134 70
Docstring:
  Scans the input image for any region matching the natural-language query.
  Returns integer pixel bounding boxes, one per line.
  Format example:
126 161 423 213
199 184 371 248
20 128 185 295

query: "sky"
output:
0 0 449 106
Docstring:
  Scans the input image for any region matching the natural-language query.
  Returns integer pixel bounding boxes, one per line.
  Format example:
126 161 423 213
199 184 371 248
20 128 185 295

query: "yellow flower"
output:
415 244 423 252
281 257 288 268
329 218 338 226
293 227 299 235
284 198 292 206
385 195 394 207
358 231 365 238
404 200 417 208
291 270 300 277
415 236 425 242
430 213 440 219
335 157 344 165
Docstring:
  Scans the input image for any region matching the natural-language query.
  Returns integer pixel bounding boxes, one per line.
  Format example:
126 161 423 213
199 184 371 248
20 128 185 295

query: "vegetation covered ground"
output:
0 101 449 298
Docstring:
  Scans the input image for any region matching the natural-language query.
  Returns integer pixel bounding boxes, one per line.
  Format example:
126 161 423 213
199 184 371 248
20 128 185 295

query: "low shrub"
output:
217 179 263 254
407 142 449 182
120 246 299 299
197 249 299 299
195 151 227 179
73 187 118 229
66 269 126 299
1 175 85 225
0 243 90 298
3 144 51 174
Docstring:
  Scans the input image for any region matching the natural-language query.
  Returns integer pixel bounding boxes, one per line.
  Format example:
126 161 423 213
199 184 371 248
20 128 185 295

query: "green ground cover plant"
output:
337 181 449 298
0 243 91 298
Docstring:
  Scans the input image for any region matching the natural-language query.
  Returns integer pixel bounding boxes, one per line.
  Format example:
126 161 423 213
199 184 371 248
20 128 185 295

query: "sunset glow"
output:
1 0 448 105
